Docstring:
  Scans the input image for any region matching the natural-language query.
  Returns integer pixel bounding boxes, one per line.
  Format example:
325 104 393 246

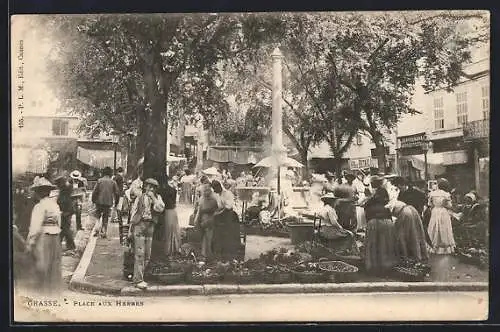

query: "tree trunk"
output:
373 134 387 174
300 149 309 181
334 154 343 183
136 107 147 177
126 135 136 177
143 64 167 188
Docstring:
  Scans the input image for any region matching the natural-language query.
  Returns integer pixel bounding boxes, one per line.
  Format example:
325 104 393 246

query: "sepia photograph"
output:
10 10 489 323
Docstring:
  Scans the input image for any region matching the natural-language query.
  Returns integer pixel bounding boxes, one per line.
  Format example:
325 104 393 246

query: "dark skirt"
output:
365 218 398 274
164 208 181 256
213 209 241 261
30 233 62 296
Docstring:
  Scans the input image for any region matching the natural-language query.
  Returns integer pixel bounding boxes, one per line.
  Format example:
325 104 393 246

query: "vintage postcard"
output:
11 11 489 323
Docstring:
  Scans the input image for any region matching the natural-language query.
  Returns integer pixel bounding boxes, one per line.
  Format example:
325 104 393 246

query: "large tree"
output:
41 13 272 183
222 11 488 175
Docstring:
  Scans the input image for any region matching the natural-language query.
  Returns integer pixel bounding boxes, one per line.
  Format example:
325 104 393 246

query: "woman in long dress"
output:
211 180 240 260
427 178 456 254
195 183 219 260
162 176 181 257
386 200 429 262
25 177 62 295
363 175 398 275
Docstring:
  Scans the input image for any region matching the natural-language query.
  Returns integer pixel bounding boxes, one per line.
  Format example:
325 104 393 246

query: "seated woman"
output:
333 185 358 232
317 192 359 255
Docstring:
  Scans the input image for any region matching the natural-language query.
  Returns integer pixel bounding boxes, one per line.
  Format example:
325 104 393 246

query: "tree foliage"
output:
221 11 488 174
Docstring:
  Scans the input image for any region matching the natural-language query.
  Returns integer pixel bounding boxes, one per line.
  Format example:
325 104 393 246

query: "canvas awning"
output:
77 146 122 169
399 150 468 175
207 147 264 165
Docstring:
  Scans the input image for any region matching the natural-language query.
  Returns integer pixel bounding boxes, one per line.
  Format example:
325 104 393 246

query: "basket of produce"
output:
257 265 293 284
154 271 186 284
392 266 426 282
317 260 359 283
457 248 488 270
188 270 223 284
149 260 193 284
224 269 258 284
391 258 431 282
292 262 325 283
333 249 363 268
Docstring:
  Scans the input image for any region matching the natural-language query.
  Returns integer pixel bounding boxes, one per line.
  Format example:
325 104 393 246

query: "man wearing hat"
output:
391 176 426 216
69 170 87 231
92 166 120 238
128 178 165 289
54 175 76 252
26 177 62 295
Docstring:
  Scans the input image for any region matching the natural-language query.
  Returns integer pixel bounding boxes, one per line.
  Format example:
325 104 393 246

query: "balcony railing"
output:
463 119 489 141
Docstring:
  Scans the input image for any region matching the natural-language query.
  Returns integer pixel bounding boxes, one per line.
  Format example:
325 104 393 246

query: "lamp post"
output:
422 136 433 181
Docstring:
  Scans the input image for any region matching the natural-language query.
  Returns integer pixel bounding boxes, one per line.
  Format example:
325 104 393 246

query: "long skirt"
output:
365 218 398 274
164 208 181 256
356 206 367 230
394 207 429 262
427 207 456 254
201 226 214 259
32 233 62 296
213 210 241 261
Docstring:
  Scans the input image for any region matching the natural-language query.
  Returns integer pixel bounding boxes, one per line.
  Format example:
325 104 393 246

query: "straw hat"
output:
202 167 219 176
70 170 82 179
31 177 56 190
144 178 159 187
320 192 340 202
344 173 356 181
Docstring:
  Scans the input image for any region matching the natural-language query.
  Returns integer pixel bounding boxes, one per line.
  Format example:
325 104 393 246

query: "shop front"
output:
463 119 489 198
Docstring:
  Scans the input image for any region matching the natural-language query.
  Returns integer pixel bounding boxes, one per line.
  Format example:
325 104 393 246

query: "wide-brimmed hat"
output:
344 173 356 181
320 192 341 202
144 178 159 187
70 170 82 179
31 177 56 190
202 167 219 176
370 174 385 183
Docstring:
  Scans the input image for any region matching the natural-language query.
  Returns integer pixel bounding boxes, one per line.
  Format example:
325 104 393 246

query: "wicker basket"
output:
256 269 293 284
334 255 363 268
223 271 257 284
292 271 326 283
188 273 222 285
392 266 426 282
153 272 186 284
318 260 359 283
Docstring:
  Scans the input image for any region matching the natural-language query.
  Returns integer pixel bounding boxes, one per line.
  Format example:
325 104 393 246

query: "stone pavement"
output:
69 204 488 296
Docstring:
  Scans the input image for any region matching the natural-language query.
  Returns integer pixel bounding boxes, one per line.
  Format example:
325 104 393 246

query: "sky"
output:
11 15 62 123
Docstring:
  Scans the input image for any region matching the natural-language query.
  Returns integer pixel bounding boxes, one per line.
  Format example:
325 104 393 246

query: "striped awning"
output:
77 146 122 169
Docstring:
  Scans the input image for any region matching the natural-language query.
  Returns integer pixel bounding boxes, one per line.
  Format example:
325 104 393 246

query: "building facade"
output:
308 130 397 175
397 56 489 197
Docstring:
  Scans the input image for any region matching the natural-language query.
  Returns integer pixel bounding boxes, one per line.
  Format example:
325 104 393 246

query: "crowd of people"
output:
310 172 488 276
13 161 488 293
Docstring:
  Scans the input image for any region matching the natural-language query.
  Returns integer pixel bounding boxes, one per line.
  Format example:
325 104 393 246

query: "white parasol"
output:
202 167 219 176
253 156 303 168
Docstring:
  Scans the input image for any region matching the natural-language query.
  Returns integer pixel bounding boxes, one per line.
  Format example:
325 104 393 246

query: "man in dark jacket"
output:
92 167 120 238
55 176 76 251
69 170 87 231
392 177 426 216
